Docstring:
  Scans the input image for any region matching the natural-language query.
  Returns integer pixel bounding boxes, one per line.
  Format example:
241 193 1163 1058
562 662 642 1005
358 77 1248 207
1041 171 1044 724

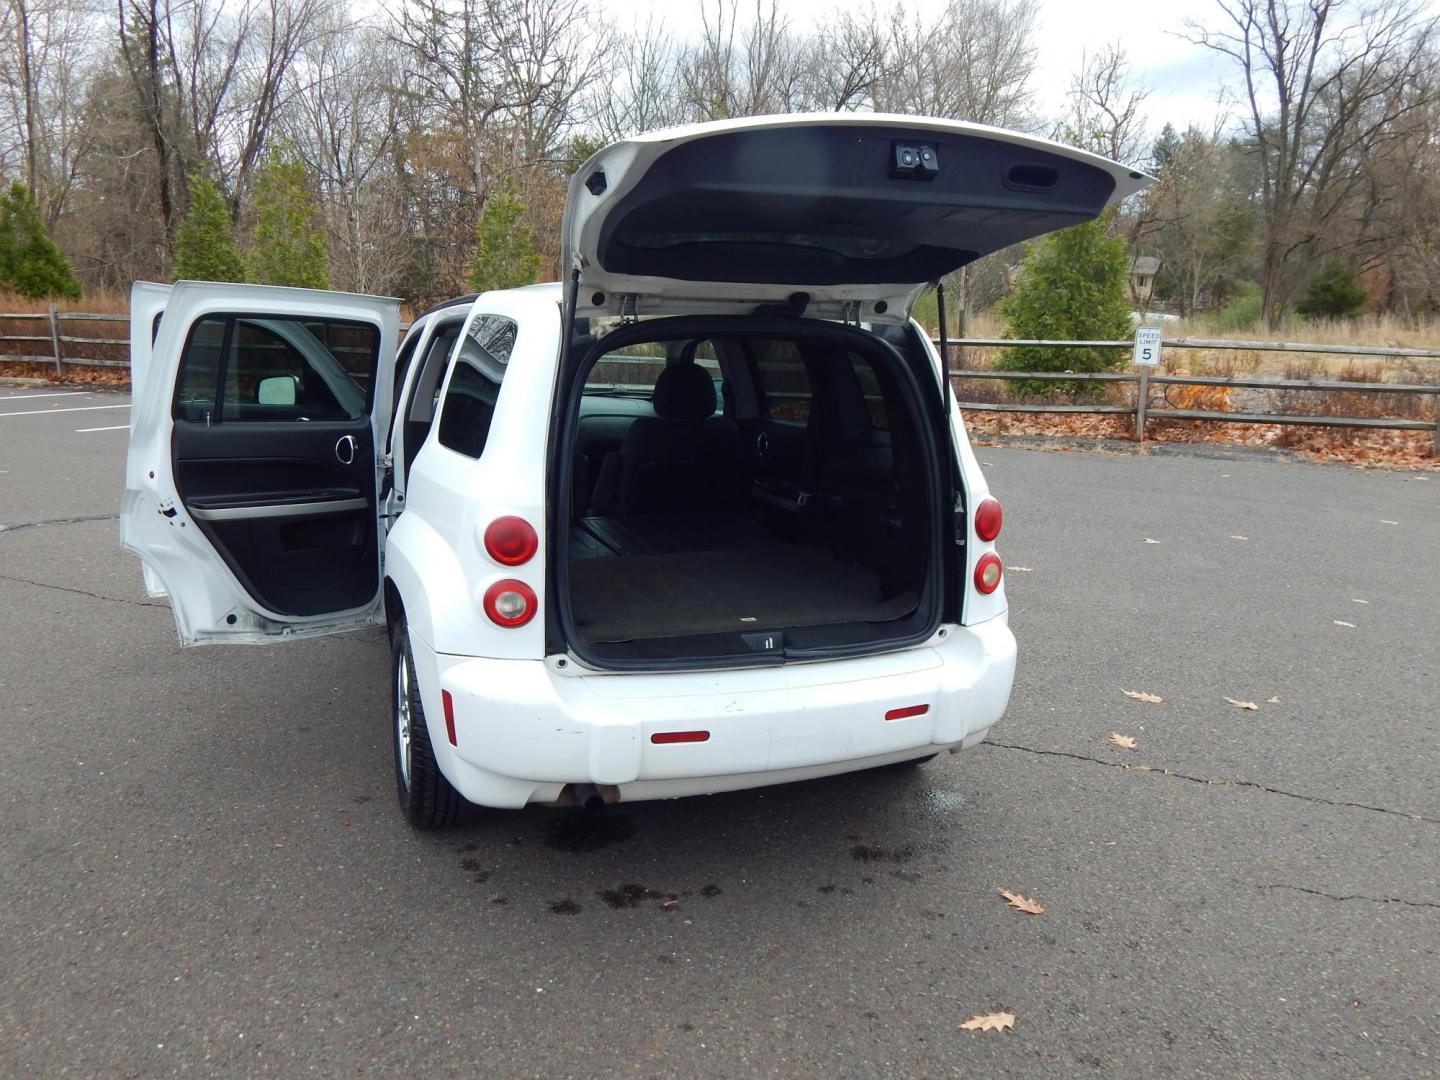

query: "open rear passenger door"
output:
122 281 401 645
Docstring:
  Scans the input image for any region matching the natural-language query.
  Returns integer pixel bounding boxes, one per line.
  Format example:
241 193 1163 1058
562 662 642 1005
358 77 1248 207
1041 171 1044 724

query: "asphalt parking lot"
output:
1 383 1437 1078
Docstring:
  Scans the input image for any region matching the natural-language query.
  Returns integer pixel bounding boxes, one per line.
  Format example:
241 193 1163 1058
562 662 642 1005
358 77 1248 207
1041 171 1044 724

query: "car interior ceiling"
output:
564 322 938 659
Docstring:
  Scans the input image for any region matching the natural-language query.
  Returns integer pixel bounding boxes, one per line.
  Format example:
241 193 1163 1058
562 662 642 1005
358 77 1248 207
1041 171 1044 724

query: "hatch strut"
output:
935 280 952 416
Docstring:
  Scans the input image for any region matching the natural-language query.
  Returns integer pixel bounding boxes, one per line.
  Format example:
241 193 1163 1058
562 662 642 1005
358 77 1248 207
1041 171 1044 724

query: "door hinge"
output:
618 294 639 323
841 300 862 325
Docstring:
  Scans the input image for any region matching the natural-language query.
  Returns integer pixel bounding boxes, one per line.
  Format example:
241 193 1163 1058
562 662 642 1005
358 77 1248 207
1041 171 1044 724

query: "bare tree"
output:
392 0 603 202
0 0 102 222
594 16 684 139
285 20 408 291
117 0 335 251
1188 0 1439 325
807 8 889 112
875 0 1039 128
1062 42 1149 164
677 0 812 120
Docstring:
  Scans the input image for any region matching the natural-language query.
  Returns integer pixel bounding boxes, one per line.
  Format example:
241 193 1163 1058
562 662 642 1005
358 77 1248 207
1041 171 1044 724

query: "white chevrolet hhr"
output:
122 114 1148 827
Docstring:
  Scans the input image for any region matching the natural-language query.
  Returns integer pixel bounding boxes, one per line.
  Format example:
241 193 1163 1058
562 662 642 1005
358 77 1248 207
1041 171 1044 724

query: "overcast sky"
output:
625 0 1439 141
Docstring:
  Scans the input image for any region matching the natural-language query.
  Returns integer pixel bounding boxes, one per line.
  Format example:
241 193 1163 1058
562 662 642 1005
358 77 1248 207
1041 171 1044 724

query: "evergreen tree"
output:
468 180 540 293
172 175 246 282
248 151 330 289
0 181 81 299
997 213 1132 395
1295 259 1367 318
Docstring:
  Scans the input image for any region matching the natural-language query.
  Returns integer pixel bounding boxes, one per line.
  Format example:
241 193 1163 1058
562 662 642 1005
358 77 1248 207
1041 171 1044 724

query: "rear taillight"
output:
484 516 538 566
974 552 1003 594
483 579 537 627
974 498 1002 542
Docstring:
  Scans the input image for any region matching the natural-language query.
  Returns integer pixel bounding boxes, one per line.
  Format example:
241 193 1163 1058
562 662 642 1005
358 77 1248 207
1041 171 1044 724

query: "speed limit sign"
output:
1133 326 1162 367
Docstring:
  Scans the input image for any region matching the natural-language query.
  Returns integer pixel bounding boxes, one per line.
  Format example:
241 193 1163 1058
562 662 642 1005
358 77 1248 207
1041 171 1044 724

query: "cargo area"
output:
557 318 947 665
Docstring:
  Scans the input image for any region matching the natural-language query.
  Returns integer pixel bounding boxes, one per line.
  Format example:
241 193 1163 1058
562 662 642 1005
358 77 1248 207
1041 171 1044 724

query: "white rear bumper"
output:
411 618 1016 809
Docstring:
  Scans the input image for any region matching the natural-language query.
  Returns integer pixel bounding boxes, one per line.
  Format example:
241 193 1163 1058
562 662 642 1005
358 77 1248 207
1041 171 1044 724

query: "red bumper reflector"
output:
651 730 710 744
441 689 457 746
885 704 930 721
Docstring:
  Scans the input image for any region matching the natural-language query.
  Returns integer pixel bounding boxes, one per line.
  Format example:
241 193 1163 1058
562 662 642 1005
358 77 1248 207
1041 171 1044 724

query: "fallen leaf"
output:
1108 731 1137 749
1266 696 1281 704
1333 620 1355 628
959 1011 1015 1033
1223 697 1259 711
1228 534 1248 540
1121 689 1163 704
1143 537 1161 544
998 888 1044 915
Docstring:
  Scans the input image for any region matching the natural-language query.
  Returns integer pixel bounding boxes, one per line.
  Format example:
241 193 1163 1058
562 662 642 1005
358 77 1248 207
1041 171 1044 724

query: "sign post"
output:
1132 327 1162 445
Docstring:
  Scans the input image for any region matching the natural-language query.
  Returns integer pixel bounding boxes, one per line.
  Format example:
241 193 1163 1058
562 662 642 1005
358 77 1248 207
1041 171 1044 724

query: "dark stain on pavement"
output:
849 843 916 864
544 811 638 853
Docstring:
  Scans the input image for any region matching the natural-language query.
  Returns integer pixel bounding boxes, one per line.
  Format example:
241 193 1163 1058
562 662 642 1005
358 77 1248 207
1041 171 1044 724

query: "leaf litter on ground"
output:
998 888 1044 915
1121 689 1163 704
1223 697 1259 711
959 1011 1016 1033
1108 731 1137 749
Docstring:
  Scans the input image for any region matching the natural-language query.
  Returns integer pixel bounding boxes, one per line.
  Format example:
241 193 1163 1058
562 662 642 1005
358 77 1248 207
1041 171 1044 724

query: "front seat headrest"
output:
652 363 716 420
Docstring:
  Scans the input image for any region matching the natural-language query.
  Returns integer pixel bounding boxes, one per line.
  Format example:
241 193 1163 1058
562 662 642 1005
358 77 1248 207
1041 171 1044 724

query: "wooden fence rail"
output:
2 313 1435 454
935 335 1439 455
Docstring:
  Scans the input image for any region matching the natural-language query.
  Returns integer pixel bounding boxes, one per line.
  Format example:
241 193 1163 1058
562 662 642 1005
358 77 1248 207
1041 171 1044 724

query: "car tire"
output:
392 616 474 829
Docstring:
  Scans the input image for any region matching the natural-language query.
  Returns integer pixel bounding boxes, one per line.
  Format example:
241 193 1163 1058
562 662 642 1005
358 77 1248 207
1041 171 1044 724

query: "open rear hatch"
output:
562 112 1151 323
553 115 1151 669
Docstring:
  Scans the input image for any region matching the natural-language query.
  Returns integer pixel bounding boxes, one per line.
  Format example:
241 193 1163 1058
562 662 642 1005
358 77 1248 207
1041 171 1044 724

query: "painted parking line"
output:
0 403 130 418
0 391 89 400
77 424 131 433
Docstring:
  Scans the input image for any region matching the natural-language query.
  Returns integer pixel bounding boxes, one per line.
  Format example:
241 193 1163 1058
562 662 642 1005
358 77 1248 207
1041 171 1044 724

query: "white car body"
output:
123 114 1149 819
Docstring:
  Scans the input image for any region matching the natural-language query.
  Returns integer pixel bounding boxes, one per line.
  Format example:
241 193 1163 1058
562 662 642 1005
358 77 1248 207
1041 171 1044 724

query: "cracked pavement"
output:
1 385 1437 1078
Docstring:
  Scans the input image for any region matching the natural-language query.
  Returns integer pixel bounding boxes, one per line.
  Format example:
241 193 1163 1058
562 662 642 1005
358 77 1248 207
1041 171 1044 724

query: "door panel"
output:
172 420 378 616
122 282 400 645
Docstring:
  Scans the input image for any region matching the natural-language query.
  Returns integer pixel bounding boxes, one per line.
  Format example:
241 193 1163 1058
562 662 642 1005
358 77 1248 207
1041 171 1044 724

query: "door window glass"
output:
753 340 811 423
172 315 379 423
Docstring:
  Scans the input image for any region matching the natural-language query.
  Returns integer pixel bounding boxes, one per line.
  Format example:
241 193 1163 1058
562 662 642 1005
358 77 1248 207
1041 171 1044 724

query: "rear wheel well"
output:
384 578 404 637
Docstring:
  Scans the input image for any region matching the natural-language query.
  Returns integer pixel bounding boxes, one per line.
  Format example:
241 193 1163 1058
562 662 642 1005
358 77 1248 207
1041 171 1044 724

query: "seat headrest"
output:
652 362 716 420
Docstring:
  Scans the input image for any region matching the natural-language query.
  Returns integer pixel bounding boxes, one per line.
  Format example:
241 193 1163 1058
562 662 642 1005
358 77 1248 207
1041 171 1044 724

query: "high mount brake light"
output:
974 498 1002 542
483 579 537 627
484 516 538 566
974 552 1003 594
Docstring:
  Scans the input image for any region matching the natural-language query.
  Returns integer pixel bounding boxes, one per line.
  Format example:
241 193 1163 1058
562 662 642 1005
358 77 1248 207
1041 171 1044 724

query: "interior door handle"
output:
336 435 357 465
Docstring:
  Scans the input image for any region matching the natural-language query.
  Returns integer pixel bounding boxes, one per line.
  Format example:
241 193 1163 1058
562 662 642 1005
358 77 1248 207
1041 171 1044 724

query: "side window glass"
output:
850 353 889 430
172 314 378 423
391 328 423 414
435 315 515 459
754 340 811 423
